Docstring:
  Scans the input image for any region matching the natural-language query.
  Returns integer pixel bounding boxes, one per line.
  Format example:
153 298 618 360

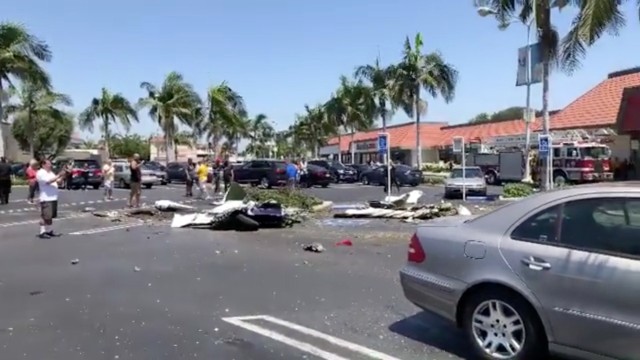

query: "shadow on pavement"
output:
388 311 472 359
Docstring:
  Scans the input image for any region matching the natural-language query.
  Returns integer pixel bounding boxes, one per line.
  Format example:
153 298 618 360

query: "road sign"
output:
452 136 464 153
377 133 388 154
538 134 550 155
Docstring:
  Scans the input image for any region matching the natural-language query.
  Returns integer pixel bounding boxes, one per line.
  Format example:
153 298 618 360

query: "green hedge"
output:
421 162 450 173
245 187 323 210
11 177 28 186
503 183 535 198
422 176 446 185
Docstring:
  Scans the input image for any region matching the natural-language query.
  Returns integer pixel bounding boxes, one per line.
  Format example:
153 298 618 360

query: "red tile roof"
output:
551 69 640 129
435 117 545 146
326 122 447 152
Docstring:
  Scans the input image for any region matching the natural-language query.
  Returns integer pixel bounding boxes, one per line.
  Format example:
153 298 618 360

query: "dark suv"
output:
233 159 287 188
308 159 357 183
54 159 102 189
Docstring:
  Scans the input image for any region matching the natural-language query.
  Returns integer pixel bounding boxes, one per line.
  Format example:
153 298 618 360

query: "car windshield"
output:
451 168 483 178
307 164 324 172
581 146 611 159
331 161 346 170
395 165 412 172
74 161 99 169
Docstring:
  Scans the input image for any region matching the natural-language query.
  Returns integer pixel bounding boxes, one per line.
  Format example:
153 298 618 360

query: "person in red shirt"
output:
25 159 39 204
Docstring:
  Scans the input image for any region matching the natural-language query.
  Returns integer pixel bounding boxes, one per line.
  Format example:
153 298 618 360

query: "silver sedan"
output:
444 166 487 198
400 182 640 360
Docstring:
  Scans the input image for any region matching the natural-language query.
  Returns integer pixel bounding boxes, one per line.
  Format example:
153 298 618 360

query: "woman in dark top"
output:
223 161 234 192
185 159 196 197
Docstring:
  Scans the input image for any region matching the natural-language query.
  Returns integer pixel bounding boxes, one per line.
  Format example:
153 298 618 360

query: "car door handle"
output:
521 256 551 271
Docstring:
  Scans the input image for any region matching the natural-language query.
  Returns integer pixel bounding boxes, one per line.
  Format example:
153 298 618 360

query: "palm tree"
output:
0 22 52 155
477 0 630 189
354 57 395 132
4 81 72 156
325 76 376 163
246 114 275 157
290 105 333 158
78 87 138 158
390 33 458 167
137 72 202 164
201 82 246 157
173 130 196 160
80 140 98 149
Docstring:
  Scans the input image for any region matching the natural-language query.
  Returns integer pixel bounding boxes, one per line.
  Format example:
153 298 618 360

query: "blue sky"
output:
5 0 640 140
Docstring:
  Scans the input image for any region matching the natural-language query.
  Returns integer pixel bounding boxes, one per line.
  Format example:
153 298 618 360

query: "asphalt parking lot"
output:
0 182 509 360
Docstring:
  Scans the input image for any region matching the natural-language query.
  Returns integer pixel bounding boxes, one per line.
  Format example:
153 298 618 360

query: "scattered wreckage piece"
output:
170 183 301 230
154 200 196 211
333 189 470 220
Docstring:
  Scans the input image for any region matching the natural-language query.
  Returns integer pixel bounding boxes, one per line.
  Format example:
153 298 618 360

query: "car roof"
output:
467 182 640 231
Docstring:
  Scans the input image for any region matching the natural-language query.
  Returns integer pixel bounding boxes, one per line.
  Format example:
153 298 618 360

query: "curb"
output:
311 201 333 212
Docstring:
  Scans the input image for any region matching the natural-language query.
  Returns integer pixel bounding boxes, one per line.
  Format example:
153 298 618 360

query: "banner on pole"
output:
516 42 543 87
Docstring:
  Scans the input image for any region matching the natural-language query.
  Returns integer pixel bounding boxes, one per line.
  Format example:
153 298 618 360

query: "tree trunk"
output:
0 80 5 159
103 120 111 159
381 111 387 164
414 88 422 168
350 129 355 164
28 113 35 158
164 136 171 165
337 134 342 162
541 58 551 190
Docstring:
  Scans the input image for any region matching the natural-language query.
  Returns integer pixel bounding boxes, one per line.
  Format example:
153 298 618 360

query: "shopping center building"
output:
322 67 640 166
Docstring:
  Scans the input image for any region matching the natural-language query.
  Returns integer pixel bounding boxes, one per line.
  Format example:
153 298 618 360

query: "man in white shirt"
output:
36 159 67 238
102 159 114 201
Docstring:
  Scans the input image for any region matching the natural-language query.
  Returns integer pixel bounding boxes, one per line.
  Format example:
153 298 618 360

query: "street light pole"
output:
522 17 534 184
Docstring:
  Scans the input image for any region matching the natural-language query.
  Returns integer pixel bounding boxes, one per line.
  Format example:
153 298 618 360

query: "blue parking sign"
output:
538 134 550 155
377 134 388 153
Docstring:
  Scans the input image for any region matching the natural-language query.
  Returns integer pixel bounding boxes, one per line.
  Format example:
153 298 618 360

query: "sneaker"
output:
46 231 62 237
37 233 51 239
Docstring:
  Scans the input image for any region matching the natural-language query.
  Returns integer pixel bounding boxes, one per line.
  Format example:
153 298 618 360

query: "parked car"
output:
55 159 103 189
165 162 189 183
112 161 159 189
308 159 357 183
443 166 487 198
399 182 640 360
299 164 331 188
233 159 288 188
346 163 372 180
142 163 168 185
10 162 26 177
360 164 421 186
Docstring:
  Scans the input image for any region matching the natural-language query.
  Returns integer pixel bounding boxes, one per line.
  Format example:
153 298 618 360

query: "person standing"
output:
102 159 115 201
185 158 196 197
285 159 298 190
383 164 401 194
36 159 67 238
212 159 222 194
128 154 142 208
65 160 74 190
196 160 211 199
222 160 234 193
81 162 90 190
0 157 12 204
25 160 39 203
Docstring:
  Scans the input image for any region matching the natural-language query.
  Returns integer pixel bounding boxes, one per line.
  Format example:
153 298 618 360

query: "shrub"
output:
11 176 28 186
422 175 446 185
245 187 323 210
421 162 450 173
503 183 535 198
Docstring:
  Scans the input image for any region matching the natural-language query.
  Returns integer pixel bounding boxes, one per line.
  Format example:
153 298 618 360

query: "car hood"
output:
445 178 485 186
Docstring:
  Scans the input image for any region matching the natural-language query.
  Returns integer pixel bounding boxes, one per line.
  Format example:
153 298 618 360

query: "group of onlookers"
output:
184 158 235 199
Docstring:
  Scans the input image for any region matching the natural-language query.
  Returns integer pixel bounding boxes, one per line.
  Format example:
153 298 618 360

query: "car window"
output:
250 161 267 168
331 161 346 170
114 165 123 172
511 205 560 243
451 168 483 178
307 164 324 172
273 161 286 169
560 198 640 257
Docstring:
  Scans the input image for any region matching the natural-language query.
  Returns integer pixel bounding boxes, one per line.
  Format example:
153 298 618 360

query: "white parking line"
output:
0 213 89 228
222 315 402 360
68 222 144 235
0 197 146 214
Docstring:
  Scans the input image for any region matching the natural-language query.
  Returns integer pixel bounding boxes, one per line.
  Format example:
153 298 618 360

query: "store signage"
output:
354 140 377 152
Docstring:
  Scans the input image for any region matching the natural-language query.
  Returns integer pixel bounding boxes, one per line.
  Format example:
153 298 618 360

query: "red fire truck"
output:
466 131 614 185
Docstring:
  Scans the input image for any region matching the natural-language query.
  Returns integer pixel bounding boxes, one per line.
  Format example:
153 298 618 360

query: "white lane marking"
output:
222 315 403 360
222 317 350 360
0 197 146 214
0 214 89 228
69 222 144 235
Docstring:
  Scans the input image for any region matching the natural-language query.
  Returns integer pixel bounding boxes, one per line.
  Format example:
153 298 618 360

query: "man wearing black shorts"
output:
36 159 67 238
